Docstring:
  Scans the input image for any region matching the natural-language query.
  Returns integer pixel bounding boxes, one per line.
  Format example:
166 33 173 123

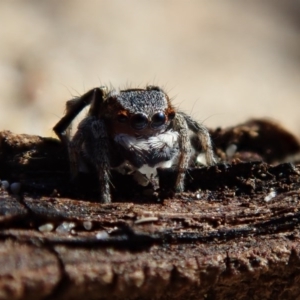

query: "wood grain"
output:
0 120 300 300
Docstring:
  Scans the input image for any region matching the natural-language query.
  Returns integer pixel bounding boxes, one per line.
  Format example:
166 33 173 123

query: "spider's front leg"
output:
83 117 112 203
52 97 86 178
69 117 112 203
53 87 111 202
173 113 192 192
53 89 102 143
68 118 111 202
68 120 85 179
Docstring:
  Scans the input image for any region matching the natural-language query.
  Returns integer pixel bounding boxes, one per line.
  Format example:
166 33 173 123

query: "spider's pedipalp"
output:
172 112 192 192
180 112 216 166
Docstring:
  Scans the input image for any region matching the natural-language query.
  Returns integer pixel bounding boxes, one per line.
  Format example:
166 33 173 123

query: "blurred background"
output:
0 0 300 137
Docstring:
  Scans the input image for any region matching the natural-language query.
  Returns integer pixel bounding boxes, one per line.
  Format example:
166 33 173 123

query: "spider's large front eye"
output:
131 113 148 130
151 111 166 128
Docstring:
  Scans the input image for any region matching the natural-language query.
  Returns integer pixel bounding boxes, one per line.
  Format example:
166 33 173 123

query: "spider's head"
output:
105 86 176 137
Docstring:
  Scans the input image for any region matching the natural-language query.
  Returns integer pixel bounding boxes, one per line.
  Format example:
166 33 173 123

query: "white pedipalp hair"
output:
114 131 179 154
114 130 180 179
147 130 179 149
114 133 149 153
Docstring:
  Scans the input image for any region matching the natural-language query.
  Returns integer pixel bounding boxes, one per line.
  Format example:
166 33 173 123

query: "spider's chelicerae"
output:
53 85 215 203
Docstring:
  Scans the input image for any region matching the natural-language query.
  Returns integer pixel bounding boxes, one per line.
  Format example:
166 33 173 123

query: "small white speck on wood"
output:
1 180 9 190
264 190 277 202
226 144 237 158
83 221 93 230
134 217 158 225
96 231 109 240
38 223 54 232
56 221 76 233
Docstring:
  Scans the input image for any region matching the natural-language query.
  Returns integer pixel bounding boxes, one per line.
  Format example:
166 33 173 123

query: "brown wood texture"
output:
0 119 300 300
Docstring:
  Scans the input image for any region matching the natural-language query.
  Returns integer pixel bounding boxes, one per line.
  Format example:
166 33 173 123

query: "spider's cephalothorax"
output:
53 85 215 203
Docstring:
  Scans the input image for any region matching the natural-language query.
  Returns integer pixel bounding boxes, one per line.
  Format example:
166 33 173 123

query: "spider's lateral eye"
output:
117 113 128 123
168 111 176 120
151 111 166 128
131 113 148 130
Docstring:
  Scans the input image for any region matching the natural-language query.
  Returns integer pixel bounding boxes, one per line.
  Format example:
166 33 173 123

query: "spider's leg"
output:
180 112 216 166
53 88 105 144
70 117 112 203
68 124 85 179
173 113 192 192
87 118 112 203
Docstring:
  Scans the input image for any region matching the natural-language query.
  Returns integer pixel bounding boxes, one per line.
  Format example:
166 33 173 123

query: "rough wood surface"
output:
0 119 300 300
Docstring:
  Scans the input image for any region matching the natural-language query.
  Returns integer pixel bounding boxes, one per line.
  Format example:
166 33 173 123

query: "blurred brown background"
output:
0 0 300 137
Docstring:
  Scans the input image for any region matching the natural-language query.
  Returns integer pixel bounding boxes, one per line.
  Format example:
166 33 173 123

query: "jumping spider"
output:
53 86 215 203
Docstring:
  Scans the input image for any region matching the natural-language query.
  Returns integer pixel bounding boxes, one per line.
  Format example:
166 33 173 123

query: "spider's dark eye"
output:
168 111 175 120
131 113 148 130
151 111 166 128
117 113 128 123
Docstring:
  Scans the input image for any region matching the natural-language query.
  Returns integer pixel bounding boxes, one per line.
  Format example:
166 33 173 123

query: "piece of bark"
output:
0 120 300 300
1 187 300 300
210 118 300 163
